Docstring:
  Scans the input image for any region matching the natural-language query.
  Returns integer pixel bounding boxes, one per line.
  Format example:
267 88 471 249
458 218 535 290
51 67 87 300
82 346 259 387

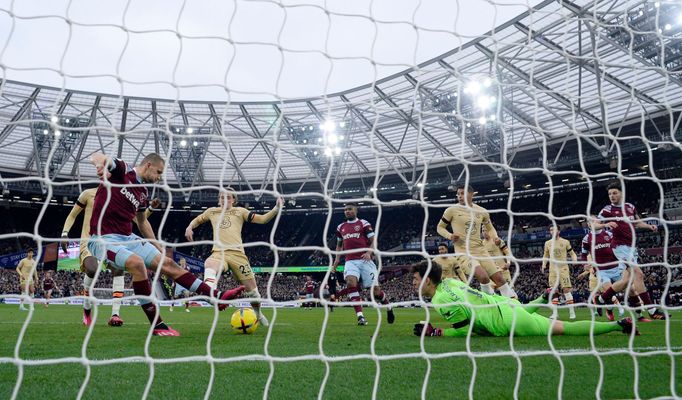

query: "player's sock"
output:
479 283 494 295
525 295 548 314
376 290 390 305
112 275 125 317
562 320 620 336
638 291 658 315
347 287 363 315
564 293 576 318
599 287 616 305
497 283 516 298
83 275 94 311
614 297 625 317
132 280 163 326
203 268 218 290
174 272 223 299
628 295 643 315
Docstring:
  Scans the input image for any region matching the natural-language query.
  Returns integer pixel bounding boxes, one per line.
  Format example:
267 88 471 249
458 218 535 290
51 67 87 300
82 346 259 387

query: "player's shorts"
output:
596 265 625 286
589 273 599 292
88 233 161 271
207 250 253 282
504 303 553 337
79 240 93 269
19 278 34 289
305 293 314 299
613 245 639 266
458 248 500 278
344 259 378 289
548 265 572 289
174 284 189 297
43 283 54 291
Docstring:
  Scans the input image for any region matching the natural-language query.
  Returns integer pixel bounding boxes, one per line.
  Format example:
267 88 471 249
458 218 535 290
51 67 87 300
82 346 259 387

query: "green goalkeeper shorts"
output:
500 303 553 337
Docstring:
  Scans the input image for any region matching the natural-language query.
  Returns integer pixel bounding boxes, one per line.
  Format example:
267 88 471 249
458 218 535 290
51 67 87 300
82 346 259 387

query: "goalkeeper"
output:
411 261 637 337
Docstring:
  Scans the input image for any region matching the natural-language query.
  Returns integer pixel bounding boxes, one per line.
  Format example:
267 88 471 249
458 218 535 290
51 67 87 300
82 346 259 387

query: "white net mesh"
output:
1 0 681 398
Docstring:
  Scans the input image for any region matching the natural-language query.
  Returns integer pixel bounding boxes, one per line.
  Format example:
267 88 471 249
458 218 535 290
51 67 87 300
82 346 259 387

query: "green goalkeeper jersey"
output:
431 278 512 337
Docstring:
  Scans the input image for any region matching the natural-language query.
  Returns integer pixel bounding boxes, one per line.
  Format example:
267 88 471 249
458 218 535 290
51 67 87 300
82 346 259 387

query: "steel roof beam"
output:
305 101 370 174
560 0 682 89
0 87 40 145
472 45 604 128
514 22 663 108
116 98 129 158
339 95 412 168
405 73 498 163
240 104 287 181
208 104 253 190
373 86 454 158
272 104 326 187
69 96 101 176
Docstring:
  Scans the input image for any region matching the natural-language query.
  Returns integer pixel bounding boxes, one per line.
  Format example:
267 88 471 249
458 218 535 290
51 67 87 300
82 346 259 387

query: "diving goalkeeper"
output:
411 261 637 337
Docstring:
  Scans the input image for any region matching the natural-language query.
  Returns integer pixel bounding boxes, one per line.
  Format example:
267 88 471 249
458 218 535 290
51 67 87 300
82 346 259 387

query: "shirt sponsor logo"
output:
120 187 141 209
343 232 362 240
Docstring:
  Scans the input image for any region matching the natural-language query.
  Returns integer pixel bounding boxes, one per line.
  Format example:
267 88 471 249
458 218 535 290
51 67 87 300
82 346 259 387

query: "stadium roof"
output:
0 0 680 197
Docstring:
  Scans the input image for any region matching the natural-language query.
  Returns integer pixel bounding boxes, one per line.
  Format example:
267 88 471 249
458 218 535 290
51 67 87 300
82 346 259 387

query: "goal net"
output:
0 0 681 398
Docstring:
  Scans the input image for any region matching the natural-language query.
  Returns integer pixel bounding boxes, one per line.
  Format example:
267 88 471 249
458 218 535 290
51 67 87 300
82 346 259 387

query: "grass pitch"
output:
0 304 680 399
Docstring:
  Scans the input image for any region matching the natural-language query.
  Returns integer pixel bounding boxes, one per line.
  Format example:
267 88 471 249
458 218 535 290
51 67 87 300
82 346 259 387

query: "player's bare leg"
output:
242 277 268 327
490 271 518 299
344 275 366 325
372 285 394 324
471 265 495 295
109 267 125 327
19 283 28 310
44 289 52 308
184 291 190 312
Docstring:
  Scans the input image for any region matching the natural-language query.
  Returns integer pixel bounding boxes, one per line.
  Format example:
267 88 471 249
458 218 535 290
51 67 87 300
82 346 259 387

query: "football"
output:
230 307 259 334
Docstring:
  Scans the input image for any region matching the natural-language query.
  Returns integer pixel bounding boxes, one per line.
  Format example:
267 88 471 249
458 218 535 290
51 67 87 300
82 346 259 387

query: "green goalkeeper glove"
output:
413 322 443 337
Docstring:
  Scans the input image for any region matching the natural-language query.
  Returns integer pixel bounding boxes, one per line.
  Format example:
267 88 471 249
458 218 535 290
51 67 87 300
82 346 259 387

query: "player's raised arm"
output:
437 208 458 242
541 242 549 272
568 246 578 264
61 193 88 251
634 213 658 232
248 197 284 224
144 198 162 219
90 153 112 178
185 209 211 242
481 212 499 239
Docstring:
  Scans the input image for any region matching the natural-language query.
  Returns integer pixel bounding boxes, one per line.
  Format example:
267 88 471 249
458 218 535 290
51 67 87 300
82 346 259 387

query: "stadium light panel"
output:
42 129 48 135
187 127 194 134
50 115 58 123
54 130 61 137
180 139 187 147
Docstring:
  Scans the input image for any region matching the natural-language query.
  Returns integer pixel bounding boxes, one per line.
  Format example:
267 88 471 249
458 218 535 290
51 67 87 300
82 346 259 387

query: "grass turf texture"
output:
0 304 680 399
